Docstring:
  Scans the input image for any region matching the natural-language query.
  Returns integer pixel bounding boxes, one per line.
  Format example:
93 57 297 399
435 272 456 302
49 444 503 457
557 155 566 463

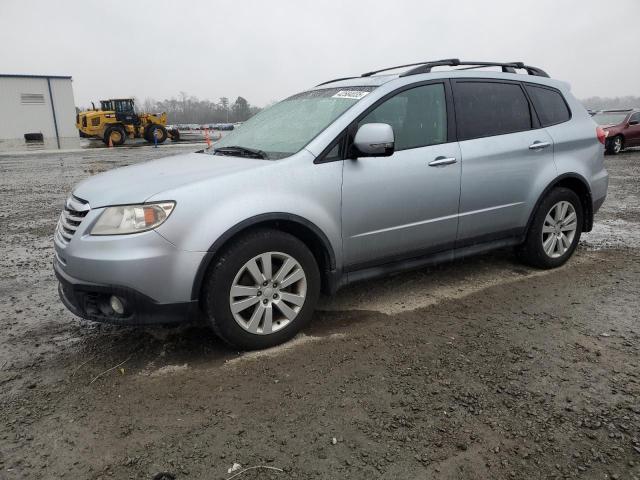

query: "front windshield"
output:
593 112 628 126
212 87 375 159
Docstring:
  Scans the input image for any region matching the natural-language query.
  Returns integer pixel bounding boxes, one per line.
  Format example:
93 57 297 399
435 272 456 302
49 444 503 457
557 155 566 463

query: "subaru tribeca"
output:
54 59 609 350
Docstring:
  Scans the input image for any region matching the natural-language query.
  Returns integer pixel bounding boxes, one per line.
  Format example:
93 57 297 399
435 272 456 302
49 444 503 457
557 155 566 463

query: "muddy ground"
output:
0 146 639 480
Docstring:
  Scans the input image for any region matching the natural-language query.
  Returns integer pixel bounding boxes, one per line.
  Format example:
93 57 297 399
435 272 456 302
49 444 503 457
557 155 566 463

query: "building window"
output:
21 93 45 104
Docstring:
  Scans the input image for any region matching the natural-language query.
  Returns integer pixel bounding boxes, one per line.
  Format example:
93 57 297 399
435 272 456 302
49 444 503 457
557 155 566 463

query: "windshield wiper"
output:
213 145 267 159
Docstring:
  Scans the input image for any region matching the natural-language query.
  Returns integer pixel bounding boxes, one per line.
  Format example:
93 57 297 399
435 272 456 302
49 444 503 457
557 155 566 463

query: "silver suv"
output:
54 59 609 350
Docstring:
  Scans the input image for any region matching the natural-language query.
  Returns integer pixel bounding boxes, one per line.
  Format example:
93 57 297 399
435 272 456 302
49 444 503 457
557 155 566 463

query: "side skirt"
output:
332 236 523 292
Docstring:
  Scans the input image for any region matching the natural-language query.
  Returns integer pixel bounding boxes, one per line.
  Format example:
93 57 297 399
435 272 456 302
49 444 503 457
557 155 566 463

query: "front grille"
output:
55 195 90 246
91 117 100 127
82 116 87 127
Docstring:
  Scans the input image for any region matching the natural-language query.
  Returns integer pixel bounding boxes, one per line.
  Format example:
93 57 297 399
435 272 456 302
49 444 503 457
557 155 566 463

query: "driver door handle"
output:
529 141 551 150
428 157 457 167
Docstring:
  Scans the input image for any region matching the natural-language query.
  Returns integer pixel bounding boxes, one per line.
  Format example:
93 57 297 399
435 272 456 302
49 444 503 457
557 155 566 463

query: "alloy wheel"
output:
613 136 622 154
229 251 307 335
541 201 577 258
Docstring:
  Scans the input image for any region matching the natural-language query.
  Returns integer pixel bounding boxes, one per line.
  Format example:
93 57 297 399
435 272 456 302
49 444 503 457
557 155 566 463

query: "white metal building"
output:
0 74 76 148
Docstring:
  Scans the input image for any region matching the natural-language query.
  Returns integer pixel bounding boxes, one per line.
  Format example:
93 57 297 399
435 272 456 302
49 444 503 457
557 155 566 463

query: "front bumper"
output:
55 260 199 325
53 207 207 324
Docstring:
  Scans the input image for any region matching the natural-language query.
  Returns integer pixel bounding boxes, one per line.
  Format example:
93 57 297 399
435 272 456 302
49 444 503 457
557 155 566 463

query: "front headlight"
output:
90 202 175 235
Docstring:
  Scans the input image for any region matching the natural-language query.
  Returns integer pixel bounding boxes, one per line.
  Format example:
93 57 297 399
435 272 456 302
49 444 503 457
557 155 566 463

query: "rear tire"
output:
169 128 180 142
103 126 126 146
517 187 583 269
606 135 624 155
202 229 320 350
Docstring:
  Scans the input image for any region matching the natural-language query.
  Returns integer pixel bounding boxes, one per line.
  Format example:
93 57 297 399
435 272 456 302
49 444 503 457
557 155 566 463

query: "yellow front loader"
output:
76 98 179 146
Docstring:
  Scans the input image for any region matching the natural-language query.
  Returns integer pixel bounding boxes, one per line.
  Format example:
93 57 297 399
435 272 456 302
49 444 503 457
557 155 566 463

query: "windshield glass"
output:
593 112 628 125
212 87 375 159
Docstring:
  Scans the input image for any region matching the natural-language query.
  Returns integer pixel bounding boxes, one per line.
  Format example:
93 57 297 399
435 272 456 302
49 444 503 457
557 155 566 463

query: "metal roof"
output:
0 74 72 80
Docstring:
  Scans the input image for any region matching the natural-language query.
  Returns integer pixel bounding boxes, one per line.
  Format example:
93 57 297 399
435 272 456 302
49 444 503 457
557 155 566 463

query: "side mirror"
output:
353 123 395 157
629 120 639 126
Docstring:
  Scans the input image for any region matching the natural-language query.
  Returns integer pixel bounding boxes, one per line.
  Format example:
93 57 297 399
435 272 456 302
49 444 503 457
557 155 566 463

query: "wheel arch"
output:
104 122 125 132
190 213 338 302
526 173 594 234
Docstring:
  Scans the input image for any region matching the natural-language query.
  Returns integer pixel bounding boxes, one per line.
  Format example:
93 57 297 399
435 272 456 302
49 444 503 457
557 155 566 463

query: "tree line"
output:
581 96 640 111
138 92 262 124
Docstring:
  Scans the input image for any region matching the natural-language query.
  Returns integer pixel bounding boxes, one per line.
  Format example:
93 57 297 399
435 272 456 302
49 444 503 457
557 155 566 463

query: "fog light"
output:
110 295 125 315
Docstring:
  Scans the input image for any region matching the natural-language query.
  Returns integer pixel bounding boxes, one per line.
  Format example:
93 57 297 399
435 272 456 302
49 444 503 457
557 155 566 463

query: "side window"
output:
525 84 571 127
454 81 532 140
359 83 447 151
630 113 640 124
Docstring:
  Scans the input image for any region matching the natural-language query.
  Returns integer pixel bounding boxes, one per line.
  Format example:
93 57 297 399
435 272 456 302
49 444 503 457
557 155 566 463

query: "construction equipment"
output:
76 98 180 146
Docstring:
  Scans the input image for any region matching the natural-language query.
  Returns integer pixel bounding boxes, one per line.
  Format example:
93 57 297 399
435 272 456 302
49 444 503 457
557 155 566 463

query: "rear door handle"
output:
529 141 551 150
428 157 457 167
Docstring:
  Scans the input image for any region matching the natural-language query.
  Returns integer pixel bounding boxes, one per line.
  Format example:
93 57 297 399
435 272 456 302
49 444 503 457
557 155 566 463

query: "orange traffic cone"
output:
205 128 211 148
108 134 113 148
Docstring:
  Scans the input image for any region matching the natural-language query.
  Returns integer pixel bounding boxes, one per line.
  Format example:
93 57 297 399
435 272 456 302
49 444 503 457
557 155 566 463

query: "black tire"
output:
517 187 583 269
103 125 126 146
169 128 180 142
202 229 320 350
144 124 168 144
606 135 624 155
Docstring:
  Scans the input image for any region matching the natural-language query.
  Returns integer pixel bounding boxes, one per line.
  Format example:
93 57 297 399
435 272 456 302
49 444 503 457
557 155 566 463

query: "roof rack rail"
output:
316 59 549 87
398 60 549 78
360 59 461 77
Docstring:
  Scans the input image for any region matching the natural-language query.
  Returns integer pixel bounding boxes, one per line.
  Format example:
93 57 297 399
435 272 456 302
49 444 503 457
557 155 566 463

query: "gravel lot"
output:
0 145 639 480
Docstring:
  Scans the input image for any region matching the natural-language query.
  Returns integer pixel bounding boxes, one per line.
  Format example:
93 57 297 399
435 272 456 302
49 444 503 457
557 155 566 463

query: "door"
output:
627 112 640 146
452 80 556 245
341 82 462 269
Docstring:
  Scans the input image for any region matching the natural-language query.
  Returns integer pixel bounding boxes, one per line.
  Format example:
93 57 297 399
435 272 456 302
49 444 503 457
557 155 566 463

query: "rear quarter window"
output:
525 84 571 127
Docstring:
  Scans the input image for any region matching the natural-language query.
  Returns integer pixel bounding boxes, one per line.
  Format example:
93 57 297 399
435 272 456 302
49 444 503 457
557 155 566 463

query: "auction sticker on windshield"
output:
332 90 370 100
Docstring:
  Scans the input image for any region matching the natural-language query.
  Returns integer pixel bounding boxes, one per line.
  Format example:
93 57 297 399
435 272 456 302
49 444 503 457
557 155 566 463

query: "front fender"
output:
151 153 344 266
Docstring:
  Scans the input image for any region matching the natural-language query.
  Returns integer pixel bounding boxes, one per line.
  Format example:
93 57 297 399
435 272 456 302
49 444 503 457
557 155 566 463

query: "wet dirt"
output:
0 147 639 479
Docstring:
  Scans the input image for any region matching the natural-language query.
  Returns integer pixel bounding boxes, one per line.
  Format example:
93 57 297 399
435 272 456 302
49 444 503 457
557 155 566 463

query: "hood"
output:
73 152 268 207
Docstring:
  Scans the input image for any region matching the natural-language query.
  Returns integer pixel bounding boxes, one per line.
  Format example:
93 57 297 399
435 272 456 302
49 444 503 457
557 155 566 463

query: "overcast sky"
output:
2 0 639 107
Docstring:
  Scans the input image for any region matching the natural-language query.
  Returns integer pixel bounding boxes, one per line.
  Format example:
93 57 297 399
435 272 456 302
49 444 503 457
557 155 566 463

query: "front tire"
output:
202 229 320 350
517 187 583 269
144 124 168 144
606 135 624 155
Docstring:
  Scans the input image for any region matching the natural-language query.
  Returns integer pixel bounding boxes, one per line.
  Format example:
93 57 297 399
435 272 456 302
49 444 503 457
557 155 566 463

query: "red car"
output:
593 109 640 155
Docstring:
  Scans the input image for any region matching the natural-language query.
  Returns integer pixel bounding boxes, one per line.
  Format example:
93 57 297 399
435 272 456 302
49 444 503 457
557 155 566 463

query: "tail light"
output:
596 126 607 145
